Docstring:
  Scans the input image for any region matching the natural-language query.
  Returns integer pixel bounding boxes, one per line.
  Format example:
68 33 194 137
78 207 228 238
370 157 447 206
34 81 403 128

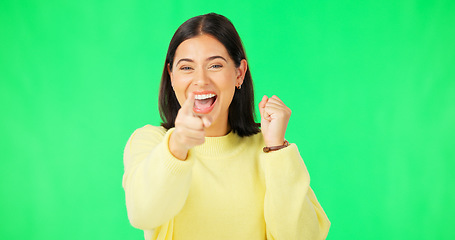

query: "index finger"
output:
182 92 196 114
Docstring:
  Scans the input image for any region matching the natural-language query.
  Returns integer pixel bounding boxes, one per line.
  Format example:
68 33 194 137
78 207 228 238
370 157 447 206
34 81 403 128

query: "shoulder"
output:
132 124 167 138
126 125 169 150
123 125 172 172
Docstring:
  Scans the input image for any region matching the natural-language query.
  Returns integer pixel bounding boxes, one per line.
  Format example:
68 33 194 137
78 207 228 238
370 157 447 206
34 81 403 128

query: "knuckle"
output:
181 135 189 143
195 131 204 139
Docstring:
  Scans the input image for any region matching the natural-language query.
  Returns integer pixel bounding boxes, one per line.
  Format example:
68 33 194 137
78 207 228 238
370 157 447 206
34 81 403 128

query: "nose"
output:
193 68 210 86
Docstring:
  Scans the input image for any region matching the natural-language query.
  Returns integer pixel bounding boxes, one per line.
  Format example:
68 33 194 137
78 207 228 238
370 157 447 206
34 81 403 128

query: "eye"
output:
210 64 223 69
180 66 193 71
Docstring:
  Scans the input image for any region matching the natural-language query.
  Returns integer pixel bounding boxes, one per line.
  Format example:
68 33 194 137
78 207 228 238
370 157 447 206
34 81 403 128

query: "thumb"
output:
258 95 268 119
201 115 213 128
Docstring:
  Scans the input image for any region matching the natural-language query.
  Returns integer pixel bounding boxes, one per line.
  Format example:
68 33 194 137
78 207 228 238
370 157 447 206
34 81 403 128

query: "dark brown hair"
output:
159 13 259 137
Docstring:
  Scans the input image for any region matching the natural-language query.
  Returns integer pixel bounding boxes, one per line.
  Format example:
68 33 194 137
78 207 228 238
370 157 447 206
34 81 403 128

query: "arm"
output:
122 126 194 230
122 93 211 230
261 144 330 239
258 95 330 239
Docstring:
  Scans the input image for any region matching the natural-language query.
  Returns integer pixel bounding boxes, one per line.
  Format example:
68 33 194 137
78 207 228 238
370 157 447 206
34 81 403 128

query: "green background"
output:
1 0 454 239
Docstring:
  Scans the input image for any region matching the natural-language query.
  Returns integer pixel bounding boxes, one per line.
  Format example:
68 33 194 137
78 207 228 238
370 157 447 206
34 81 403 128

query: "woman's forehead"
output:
174 34 230 62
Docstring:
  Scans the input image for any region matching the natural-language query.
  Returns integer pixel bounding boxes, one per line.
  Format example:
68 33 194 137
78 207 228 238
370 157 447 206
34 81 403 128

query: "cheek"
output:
172 73 191 87
171 75 191 104
217 73 237 104
217 71 237 88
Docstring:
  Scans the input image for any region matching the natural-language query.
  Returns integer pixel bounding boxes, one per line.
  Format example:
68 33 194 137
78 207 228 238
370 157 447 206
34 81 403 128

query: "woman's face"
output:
169 34 247 136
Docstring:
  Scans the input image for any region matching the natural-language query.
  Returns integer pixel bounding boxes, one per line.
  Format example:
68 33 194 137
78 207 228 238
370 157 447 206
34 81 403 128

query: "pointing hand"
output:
169 93 212 160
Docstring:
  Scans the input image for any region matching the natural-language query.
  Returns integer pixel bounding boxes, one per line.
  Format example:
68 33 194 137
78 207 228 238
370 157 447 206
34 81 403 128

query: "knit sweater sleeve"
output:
260 144 331 240
122 125 194 230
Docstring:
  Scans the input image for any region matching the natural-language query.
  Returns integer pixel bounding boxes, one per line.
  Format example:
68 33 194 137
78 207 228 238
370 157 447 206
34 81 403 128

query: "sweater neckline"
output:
192 131 244 159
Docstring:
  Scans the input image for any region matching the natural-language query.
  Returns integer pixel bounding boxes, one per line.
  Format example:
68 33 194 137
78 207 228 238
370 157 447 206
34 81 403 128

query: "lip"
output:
192 90 217 114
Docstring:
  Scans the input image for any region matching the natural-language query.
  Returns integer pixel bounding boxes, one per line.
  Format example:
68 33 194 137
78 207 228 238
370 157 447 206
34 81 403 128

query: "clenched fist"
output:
258 95 291 147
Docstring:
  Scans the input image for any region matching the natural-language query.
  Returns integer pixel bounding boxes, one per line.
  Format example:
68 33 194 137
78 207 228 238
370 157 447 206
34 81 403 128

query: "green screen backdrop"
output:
1 0 454 239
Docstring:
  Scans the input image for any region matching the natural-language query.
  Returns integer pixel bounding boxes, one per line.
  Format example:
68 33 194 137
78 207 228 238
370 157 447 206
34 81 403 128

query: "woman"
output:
123 13 330 240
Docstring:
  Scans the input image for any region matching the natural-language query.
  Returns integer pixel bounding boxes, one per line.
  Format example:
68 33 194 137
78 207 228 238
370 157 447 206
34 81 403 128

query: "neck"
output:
193 128 244 158
205 118 231 137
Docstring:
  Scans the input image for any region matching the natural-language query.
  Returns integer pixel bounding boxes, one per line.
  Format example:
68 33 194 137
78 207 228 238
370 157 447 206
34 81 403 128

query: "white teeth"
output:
194 93 216 100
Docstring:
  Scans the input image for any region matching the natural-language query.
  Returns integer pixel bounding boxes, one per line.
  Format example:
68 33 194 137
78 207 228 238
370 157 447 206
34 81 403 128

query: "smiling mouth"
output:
193 93 217 114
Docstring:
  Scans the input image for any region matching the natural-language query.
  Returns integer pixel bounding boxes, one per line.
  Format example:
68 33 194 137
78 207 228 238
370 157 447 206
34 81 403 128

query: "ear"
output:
236 59 248 86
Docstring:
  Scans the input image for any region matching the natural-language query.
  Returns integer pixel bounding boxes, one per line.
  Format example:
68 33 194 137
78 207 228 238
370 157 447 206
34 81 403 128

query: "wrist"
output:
263 140 290 153
169 132 189 160
265 138 286 147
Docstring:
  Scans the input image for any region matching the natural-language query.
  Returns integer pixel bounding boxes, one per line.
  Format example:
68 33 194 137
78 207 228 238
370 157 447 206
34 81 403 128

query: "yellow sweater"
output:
122 125 330 240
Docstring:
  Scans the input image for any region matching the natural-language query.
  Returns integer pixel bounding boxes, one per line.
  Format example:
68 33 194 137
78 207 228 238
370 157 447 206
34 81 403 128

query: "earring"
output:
236 84 242 89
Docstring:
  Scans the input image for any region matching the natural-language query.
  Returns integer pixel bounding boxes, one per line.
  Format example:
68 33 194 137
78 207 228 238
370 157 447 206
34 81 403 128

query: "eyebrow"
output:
207 55 227 62
175 55 227 66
